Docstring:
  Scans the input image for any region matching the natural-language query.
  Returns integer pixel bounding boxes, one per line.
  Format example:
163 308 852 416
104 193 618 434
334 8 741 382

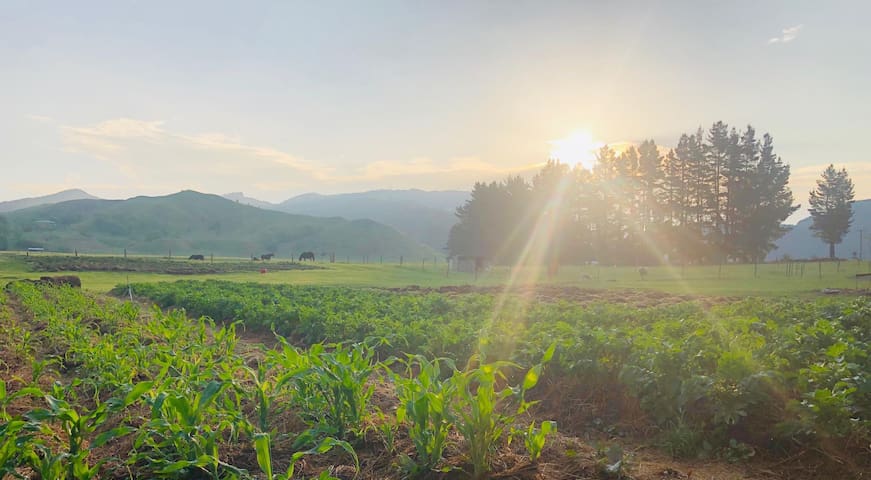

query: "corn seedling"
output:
254 432 358 480
393 355 456 476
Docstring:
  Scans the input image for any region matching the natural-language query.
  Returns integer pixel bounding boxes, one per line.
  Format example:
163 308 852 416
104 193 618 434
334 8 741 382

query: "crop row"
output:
1 282 555 479
23 255 321 274
126 280 871 460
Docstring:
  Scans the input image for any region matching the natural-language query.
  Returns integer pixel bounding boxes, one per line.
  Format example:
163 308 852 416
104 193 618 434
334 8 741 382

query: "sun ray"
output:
549 131 604 170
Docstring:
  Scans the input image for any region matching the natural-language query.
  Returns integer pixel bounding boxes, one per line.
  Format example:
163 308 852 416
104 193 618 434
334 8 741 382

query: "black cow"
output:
299 251 316 262
261 253 275 261
189 254 205 261
39 276 82 288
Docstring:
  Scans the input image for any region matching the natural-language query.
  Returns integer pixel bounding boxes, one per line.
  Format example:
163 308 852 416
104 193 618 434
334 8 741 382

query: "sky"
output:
1 1 869 222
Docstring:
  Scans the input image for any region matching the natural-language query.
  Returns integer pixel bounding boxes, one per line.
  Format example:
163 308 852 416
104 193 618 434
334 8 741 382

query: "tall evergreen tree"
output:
592 146 620 263
447 181 509 261
742 133 798 261
809 164 855 259
659 148 684 227
706 121 731 253
449 122 799 267
681 130 711 261
531 160 573 268
567 166 596 262
501 175 533 262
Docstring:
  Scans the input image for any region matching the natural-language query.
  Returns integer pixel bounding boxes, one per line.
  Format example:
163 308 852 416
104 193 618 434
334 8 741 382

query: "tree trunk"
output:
830 242 836 260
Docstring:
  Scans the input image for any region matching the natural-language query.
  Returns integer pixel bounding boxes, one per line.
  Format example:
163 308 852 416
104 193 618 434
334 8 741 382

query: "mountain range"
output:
3 188 868 261
224 190 469 251
0 189 97 213
1 191 435 259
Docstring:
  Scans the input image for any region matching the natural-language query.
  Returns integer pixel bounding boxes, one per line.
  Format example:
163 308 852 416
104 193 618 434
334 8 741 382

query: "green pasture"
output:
1 252 870 296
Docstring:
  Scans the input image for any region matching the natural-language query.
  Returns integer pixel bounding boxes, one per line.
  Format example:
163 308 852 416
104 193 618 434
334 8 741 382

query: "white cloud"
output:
356 157 528 180
49 117 521 199
768 24 804 44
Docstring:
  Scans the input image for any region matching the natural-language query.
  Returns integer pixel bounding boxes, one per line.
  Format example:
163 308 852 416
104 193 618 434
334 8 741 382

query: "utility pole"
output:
860 229 864 261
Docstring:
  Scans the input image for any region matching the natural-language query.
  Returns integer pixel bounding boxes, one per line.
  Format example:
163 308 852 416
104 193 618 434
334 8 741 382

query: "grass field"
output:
2 251 870 295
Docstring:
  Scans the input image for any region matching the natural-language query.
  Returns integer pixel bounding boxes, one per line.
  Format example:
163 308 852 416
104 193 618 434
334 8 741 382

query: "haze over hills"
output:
3 191 436 259
223 189 470 251
767 199 871 261
222 192 278 211
0 189 98 213
9 188 867 262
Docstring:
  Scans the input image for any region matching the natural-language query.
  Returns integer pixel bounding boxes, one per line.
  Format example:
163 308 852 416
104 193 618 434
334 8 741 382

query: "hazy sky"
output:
2 1 869 221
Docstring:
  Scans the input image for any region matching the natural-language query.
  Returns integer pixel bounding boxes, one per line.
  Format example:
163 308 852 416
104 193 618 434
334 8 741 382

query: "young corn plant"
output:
253 432 358 480
287 341 379 440
1 379 46 476
450 345 555 479
134 380 244 478
242 359 292 435
25 381 152 480
512 420 557 463
449 359 517 479
392 355 456 477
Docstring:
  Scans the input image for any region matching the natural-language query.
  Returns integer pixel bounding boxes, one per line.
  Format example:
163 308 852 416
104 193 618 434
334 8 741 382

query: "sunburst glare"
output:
548 130 604 170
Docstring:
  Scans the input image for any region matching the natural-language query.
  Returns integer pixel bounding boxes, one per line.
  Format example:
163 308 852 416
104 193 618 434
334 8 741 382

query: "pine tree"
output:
635 140 662 263
722 126 755 259
567 166 596 263
742 133 798 261
680 130 711 261
592 146 620 263
501 175 533 262
531 160 573 269
447 181 509 261
706 121 730 255
809 164 855 259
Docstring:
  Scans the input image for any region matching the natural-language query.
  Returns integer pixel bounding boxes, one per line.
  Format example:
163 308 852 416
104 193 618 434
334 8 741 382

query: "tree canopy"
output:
809 164 855 259
448 122 799 265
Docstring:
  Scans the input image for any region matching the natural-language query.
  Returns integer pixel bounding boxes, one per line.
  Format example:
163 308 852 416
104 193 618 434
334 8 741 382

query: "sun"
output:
548 130 604 170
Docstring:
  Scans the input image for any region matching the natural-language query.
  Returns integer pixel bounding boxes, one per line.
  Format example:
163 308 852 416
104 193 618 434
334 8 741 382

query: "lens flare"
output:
548 131 604 170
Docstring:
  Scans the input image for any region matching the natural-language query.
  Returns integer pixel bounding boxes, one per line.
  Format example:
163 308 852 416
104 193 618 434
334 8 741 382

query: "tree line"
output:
448 121 802 266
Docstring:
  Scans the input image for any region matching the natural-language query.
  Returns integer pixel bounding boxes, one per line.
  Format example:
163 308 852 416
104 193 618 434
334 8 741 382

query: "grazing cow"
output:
261 253 275 261
299 251 316 262
39 275 82 288
189 254 205 261
638 267 648 280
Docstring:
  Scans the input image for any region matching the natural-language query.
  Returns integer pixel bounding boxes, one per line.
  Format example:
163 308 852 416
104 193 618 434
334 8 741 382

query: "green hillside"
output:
0 188 98 213
3 191 436 259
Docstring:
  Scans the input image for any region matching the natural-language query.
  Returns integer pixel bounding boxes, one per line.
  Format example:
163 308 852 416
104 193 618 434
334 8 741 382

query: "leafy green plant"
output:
254 432 358 480
393 355 456 476
24 381 151 480
133 380 244 478
284 341 380 440
515 420 556 463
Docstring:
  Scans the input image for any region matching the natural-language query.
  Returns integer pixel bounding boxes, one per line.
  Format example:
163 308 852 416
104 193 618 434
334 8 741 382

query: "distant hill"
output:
767 199 871 261
278 190 469 251
222 192 279 210
0 189 97 213
3 191 436 258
